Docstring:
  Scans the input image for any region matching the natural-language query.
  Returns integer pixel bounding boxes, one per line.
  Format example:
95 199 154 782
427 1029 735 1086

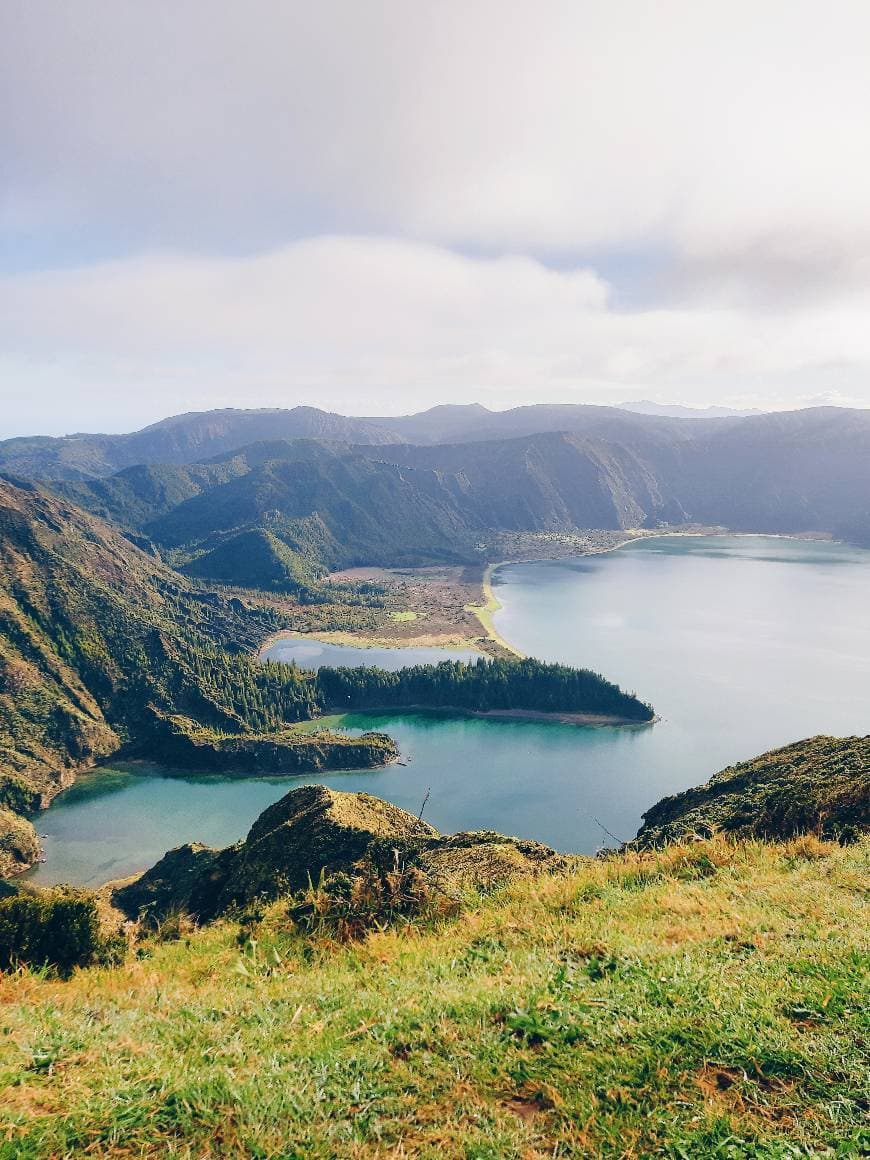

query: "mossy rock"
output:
415 830 564 891
114 785 436 921
214 785 437 914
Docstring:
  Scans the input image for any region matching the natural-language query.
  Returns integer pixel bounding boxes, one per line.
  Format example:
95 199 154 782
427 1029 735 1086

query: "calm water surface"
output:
261 635 480 669
28 536 870 885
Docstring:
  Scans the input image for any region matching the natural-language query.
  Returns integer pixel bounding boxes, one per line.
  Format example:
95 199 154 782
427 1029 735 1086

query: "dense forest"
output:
315 657 654 721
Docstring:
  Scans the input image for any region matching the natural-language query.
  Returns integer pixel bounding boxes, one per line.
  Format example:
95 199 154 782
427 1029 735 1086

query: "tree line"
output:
313 657 653 721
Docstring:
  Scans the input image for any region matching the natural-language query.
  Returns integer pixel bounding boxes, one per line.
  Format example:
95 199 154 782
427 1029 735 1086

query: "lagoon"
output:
261 635 480 669
28 535 870 886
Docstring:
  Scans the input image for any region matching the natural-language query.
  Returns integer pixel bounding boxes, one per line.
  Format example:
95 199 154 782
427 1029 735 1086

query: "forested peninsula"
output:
315 657 653 723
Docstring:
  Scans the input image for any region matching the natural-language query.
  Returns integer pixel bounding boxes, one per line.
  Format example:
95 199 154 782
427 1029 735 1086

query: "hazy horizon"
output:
6 397 869 443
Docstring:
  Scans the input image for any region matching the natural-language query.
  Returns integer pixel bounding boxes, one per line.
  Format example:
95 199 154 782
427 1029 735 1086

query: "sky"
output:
2 0 870 437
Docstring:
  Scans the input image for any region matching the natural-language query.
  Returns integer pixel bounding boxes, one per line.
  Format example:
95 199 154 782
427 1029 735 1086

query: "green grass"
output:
0 836 868 1157
390 610 418 622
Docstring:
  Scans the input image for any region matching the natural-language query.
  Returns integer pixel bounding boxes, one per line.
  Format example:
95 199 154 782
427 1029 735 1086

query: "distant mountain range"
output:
0 402 742 482
617 400 765 419
29 405 870 589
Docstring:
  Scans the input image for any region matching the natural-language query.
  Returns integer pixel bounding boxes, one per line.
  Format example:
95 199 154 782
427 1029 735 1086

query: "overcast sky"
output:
2 0 869 436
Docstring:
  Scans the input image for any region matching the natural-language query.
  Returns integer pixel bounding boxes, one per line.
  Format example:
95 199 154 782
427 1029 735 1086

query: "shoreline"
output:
330 704 656 728
463 562 524 658
258 528 838 665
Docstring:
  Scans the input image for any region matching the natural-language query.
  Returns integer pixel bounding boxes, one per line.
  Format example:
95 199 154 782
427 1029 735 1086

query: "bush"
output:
288 850 459 942
0 775 41 815
0 887 115 974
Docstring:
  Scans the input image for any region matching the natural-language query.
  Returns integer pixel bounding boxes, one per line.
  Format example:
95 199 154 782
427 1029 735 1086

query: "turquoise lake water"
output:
27 535 870 886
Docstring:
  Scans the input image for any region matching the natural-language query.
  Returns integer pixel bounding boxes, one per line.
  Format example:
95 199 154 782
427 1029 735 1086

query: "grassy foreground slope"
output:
0 836 867 1157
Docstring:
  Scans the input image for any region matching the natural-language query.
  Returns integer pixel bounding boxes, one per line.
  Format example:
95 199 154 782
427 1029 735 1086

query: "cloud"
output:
2 2 869 431
2 237 869 435
3 3 870 275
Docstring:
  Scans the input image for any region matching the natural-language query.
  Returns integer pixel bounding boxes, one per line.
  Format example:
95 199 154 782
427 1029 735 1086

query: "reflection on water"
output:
27 535 870 886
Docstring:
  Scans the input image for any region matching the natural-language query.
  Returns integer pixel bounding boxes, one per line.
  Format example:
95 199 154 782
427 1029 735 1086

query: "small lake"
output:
261 635 480 669
28 535 870 886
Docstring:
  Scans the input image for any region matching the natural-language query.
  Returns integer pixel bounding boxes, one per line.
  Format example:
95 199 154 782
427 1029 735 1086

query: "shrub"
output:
0 775 41 815
0 887 116 974
288 850 459 942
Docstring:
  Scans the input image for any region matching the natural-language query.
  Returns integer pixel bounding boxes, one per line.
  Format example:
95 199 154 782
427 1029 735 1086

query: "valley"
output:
2 407 869 1160
23 532 870 888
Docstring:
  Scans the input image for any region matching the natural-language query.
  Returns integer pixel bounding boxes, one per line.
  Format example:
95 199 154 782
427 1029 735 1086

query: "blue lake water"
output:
261 635 480 669
27 535 870 886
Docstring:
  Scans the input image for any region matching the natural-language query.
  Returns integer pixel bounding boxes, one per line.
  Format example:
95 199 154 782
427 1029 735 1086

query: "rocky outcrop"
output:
113 784 562 922
635 734 870 847
0 808 41 879
147 712 399 775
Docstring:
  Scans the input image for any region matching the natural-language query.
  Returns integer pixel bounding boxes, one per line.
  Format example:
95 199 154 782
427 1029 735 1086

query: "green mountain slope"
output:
59 432 690 585
0 479 395 812
55 406 870 593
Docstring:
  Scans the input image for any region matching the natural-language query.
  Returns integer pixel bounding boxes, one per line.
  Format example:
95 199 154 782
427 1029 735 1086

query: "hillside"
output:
636 734 870 846
0 479 399 833
1 833 866 1156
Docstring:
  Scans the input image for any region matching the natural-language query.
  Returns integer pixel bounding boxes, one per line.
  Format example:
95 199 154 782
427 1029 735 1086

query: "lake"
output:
261 635 480 669
27 535 870 886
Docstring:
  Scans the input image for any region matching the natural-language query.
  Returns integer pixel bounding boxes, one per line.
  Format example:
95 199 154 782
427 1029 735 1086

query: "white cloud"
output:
2 2 870 431
2 237 868 435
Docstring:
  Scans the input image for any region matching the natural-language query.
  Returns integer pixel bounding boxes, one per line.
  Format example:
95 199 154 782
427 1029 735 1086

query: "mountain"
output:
0 408 402 482
0 478 398 816
0 402 732 481
51 406 870 591
618 400 765 419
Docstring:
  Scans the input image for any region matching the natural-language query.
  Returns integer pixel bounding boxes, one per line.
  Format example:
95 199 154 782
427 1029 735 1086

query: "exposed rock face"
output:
0 808 41 878
113 785 562 921
635 734 870 847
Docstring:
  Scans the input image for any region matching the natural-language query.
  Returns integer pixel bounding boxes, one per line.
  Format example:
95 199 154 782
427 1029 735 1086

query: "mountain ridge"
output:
0 400 820 482
50 406 870 592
